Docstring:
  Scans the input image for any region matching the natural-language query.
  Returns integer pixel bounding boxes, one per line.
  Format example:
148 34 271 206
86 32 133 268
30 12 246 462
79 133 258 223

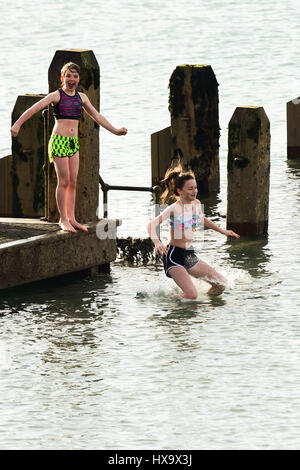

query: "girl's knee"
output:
68 179 76 189
58 178 70 189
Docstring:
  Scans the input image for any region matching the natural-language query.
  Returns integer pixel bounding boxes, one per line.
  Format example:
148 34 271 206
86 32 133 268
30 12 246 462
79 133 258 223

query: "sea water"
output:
0 0 300 450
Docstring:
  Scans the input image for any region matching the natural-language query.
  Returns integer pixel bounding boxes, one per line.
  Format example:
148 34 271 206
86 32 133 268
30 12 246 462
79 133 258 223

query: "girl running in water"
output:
10 62 127 232
147 163 240 298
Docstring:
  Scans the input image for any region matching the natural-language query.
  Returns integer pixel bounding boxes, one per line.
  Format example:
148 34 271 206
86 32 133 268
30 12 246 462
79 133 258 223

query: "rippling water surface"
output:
0 0 300 450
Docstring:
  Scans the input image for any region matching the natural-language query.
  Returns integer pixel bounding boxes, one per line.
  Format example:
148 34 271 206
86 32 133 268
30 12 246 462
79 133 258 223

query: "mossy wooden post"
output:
287 98 300 159
0 155 13 216
46 49 100 223
151 126 171 186
11 95 45 218
169 64 220 193
227 106 270 236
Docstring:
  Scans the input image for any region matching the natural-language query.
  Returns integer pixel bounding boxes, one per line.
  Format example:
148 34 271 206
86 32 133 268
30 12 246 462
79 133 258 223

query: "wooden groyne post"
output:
227 106 270 236
46 49 100 223
168 64 220 193
0 155 13 217
0 95 45 218
287 97 300 159
151 126 171 186
12 95 46 218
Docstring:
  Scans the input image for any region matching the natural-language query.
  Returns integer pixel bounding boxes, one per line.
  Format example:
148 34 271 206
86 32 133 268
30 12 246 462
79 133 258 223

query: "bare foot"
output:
59 220 77 233
68 219 88 232
207 285 225 296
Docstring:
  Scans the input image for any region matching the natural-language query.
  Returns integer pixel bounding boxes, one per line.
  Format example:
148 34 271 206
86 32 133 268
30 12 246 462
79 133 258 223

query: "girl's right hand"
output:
116 127 127 136
154 240 168 256
10 124 20 137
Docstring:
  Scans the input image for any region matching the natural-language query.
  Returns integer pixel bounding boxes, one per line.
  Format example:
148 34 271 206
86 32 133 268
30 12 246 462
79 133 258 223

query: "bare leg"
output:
53 156 76 232
67 152 88 232
169 266 198 300
188 260 227 296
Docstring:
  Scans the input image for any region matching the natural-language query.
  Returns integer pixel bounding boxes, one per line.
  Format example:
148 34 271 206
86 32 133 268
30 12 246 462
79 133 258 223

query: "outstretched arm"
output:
81 93 127 136
204 217 240 238
10 91 59 137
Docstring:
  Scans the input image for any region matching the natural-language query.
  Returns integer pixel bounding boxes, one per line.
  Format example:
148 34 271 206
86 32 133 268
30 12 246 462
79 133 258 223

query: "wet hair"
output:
60 62 81 86
160 160 196 204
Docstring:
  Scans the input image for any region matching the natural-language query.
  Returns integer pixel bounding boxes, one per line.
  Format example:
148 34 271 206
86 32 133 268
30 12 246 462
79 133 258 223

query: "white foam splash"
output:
220 267 252 289
136 267 252 301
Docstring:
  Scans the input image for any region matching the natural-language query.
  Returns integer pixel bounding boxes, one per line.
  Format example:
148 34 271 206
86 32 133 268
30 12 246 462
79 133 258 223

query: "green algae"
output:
228 122 241 171
11 156 23 217
168 66 186 119
117 237 155 264
247 115 261 144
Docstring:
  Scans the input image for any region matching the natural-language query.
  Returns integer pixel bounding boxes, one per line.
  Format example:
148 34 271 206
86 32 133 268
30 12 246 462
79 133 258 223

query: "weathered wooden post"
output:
287 97 300 159
169 64 220 193
151 126 171 186
227 106 270 236
0 155 13 217
10 94 46 217
46 49 100 223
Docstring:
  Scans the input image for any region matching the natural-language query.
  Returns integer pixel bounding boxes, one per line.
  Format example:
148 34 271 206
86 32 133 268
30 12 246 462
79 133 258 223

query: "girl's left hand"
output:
223 229 240 238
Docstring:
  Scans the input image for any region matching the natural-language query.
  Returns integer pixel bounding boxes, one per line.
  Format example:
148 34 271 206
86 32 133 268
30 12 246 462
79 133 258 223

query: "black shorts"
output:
163 245 200 278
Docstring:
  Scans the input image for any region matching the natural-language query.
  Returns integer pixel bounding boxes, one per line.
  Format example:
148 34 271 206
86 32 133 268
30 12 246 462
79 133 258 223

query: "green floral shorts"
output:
48 134 80 163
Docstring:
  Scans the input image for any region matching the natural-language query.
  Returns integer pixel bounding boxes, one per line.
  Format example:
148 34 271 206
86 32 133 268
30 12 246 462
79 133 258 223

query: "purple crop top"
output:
53 88 83 120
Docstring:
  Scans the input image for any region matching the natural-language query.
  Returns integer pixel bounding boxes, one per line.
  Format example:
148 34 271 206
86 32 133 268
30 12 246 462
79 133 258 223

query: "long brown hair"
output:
160 160 195 204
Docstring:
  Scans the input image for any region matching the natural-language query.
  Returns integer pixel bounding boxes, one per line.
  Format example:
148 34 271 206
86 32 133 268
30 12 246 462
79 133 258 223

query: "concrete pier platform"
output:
0 218 120 290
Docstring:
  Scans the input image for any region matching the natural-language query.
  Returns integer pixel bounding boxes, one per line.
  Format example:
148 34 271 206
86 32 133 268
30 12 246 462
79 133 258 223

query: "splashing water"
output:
136 266 251 301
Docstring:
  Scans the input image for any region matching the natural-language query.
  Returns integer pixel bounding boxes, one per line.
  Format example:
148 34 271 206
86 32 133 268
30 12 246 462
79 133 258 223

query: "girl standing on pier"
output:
10 62 127 233
147 163 240 299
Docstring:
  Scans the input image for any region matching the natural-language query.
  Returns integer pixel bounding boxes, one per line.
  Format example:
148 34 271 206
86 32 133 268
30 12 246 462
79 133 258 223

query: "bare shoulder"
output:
167 201 180 214
79 93 96 113
157 201 176 222
194 199 201 211
78 91 88 104
160 202 174 215
32 90 60 109
48 89 60 105
160 200 181 220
